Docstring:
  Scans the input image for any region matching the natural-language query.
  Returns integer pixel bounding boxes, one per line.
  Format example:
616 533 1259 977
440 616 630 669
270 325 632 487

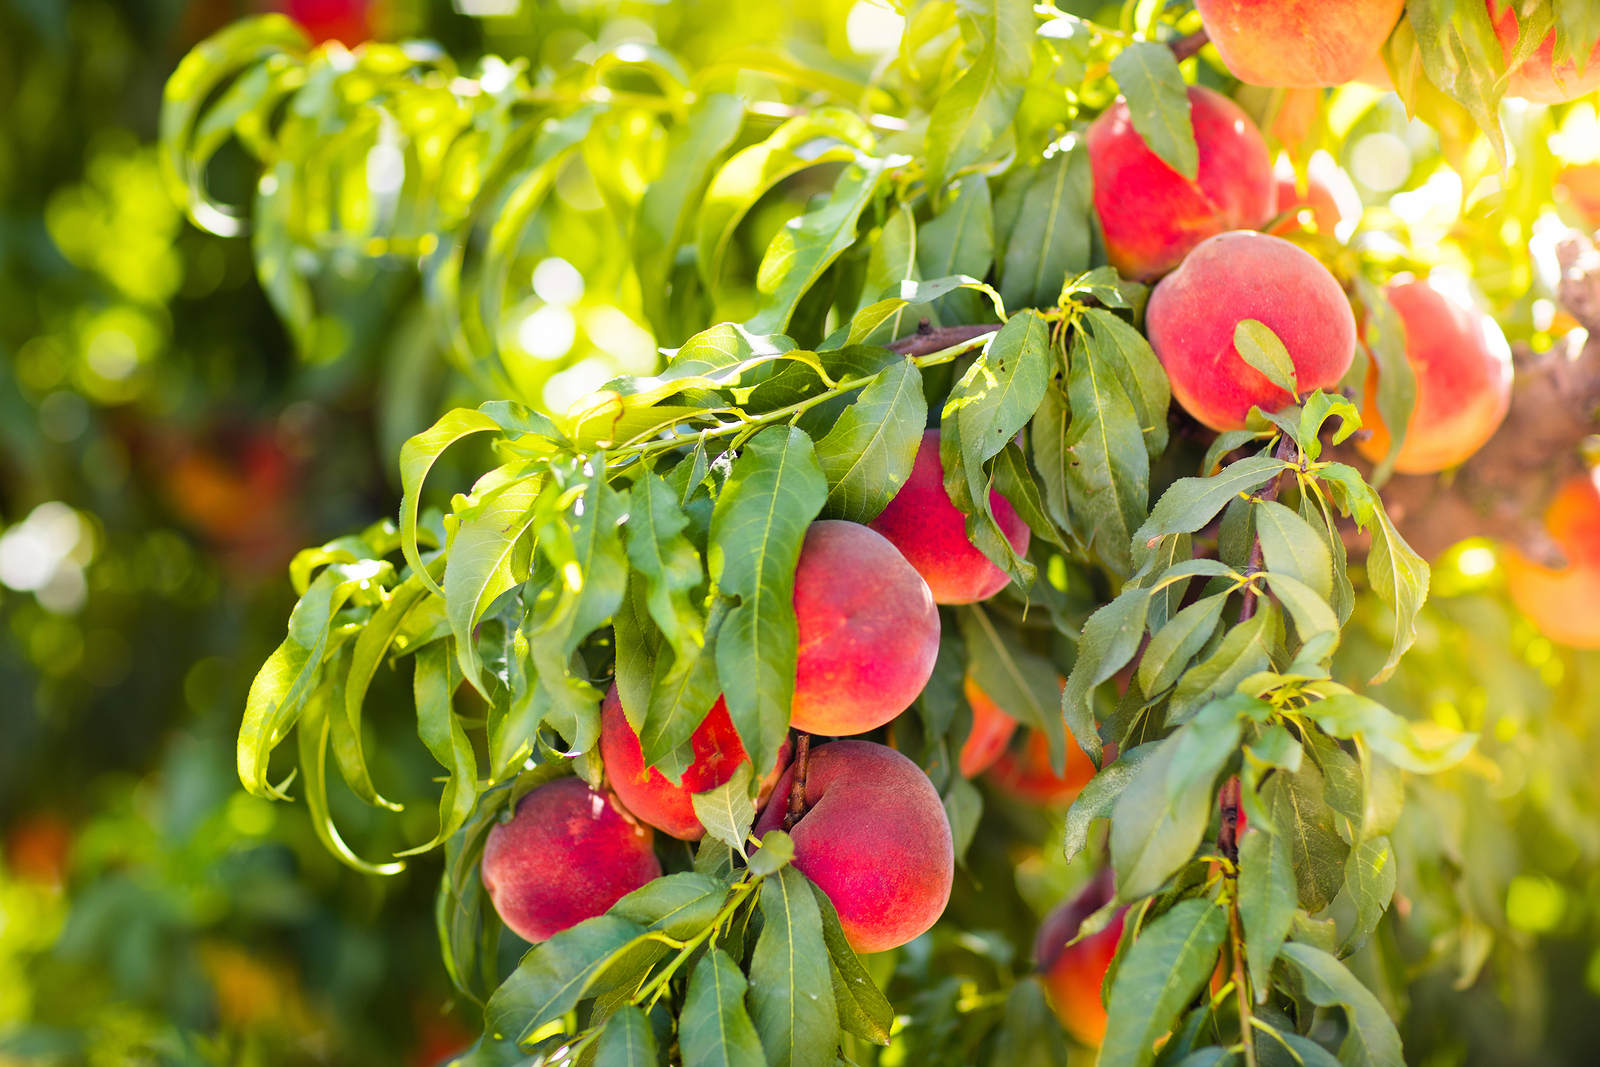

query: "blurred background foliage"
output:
2 0 1600 1065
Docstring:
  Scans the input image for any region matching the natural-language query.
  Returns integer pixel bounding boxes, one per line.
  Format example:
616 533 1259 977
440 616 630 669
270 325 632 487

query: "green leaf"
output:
1137 591 1227 696
640 635 724 773
635 93 745 339
1111 732 1223 902
399 640 476 856
1065 742 1160 864
992 441 1065 550
992 977 1071 1066
961 604 1065 769
1233 320 1299 398
1256 500 1333 602
297 664 407 875
711 426 828 776
593 1005 659 1067
1350 277 1414 486
1406 0 1507 166
749 865 840 1067
748 830 796 877
1061 583 1150 769
810 880 894 1045
240 558 391 799
485 915 646 1044
745 155 892 336
1304 692 1474 774
1108 42 1198 180
611 872 729 941
400 409 510 598
852 203 928 344
1263 573 1340 666
625 471 706 662
1064 328 1148 578
692 762 757 858
1341 835 1396 957
918 173 994 324
943 773 984 867
999 144 1093 311
1239 827 1296 1002
1083 309 1171 460
1132 455 1293 568
681 949 767 1067
813 358 927 523
946 311 1054 496
445 472 540 696
1263 760 1349 913
1100 899 1228 1067
924 0 1034 196
1168 602 1278 725
1279 942 1404 1067
1365 501 1429 685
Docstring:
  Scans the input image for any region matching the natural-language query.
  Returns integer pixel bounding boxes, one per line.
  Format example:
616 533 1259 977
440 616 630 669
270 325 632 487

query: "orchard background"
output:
4 0 1600 1065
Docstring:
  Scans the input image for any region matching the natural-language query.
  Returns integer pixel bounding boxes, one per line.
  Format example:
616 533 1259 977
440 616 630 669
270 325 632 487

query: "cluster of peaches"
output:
480 429 1087 961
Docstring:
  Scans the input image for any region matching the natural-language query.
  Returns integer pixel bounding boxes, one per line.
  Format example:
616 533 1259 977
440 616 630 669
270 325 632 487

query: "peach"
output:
1356 277 1512 474
1195 0 1404 87
1145 230 1357 431
481 777 661 943
600 684 789 841
1556 164 1600 229
959 677 1020 778
986 728 1097 808
868 429 1030 605
753 740 953 952
792 520 941 735
1035 869 1125 1046
1269 154 1360 241
1504 472 1600 649
1489 1 1600 104
1087 86 1276 281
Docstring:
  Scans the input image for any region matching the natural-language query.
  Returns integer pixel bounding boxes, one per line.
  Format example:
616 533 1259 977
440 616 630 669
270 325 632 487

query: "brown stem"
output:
1340 232 1600 564
1169 28 1210 63
1229 895 1258 1067
783 733 811 831
1217 775 1242 865
886 320 1001 358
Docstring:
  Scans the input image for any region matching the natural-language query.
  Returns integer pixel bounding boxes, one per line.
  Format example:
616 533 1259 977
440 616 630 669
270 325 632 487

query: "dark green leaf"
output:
749 865 840 1067
485 915 646 1044
1100 899 1228 1067
944 773 984 867
1064 328 1148 578
813 358 927 523
1111 734 1219 902
1340 835 1396 957
1256 500 1332 602
1061 583 1150 769
1109 42 1198 180
1239 827 1296 1001
992 977 1071 1067
961 604 1065 768
611 872 729 941
1132 455 1293 569
924 0 1033 195
1000 145 1093 311
1279 942 1404 1067
1065 742 1160 864
1263 761 1349 913
681 949 767 1067
593 1005 659 1067
626 471 706 663
810 880 894 1045
1168 602 1277 725
1137 592 1227 695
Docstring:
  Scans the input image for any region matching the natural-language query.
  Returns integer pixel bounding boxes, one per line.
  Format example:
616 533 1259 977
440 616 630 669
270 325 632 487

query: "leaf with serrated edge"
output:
1234 319 1299 397
484 914 645 1044
680 948 766 1067
1341 835 1396 956
1064 742 1159 864
691 762 756 858
1280 942 1404 1067
1109 42 1198 180
749 865 839 1067
1239 826 1296 1002
814 358 927 523
1099 899 1227 1067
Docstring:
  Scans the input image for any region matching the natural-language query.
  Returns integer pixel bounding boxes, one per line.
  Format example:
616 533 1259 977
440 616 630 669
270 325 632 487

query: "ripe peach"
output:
1355 277 1512 474
1504 472 1600 649
1087 86 1276 281
1269 154 1360 241
753 740 953 953
600 684 789 841
868 429 1030 605
792 520 941 735
986 727 1098 808
284 0 370 46
959 677 1019 778
481 777 661 943
1035 869 1125 1046
1145 230 1357 431
1195 0 1404 87
1489 1 1600 104
1556 164 1600 228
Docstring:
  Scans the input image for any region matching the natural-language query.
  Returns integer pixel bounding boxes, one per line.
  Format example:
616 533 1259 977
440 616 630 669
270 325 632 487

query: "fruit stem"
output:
1169 27 1209 63
784 733 811 831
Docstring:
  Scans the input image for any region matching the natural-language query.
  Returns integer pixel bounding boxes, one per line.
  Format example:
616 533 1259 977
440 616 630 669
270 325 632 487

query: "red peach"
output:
868 429 1030 605
1356 277 1512 474
1489 1 1600 104
959 676 1020 778
986 728 1098 808
1195 0 1405 87
1088 86 1276 281
1035 868 1125 1046
1269 154 1360 241
600 684 788 841
1556 164 1600 228
1145 230 1357 431
284 0 370 46
481 777 661 943
791 521 941 735
753 740 954 953
1504 472 1600 649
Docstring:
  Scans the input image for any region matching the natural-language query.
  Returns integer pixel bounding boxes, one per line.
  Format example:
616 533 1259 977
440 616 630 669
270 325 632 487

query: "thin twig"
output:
1169 28 1210 63
1229 894 1258 1067
886 320 1001 358
783 733 811 831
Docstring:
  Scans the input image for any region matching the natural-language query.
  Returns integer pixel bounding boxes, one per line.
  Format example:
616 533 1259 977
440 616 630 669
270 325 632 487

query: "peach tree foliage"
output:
160 3 1593 1066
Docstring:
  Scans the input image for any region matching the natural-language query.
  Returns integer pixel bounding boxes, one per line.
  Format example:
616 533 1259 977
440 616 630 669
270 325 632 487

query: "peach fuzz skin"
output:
868 429 1029 605
753 741 954 953
1488 1 1600 104
789 520 941 736
481 777 661 943
1356 278 1512 474
959 676 1019 778
1035 869 1124 1046
1146 230 1357 431
986 728 1098 808
1087 86 1275 282
1504 472 1600 649
1195 0 1404 87
599 685 787 841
